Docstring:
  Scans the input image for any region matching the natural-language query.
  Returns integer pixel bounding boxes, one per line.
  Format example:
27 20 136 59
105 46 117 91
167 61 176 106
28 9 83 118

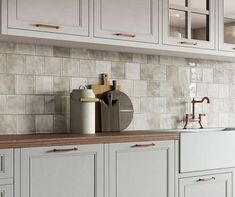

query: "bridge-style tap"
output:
183 97 210 129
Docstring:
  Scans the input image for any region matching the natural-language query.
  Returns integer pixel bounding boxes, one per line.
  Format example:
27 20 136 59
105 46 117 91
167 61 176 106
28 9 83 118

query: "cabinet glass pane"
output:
191 0 209 10
169 0 187 6
169 9 187 38
224 0 235 44
191 13 209 41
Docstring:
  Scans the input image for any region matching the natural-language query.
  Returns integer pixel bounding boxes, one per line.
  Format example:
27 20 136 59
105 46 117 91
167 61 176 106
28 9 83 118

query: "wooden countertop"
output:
0 131 179 148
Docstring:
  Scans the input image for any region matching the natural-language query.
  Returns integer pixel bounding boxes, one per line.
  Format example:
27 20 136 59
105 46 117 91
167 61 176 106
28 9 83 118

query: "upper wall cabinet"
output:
163 0 216 49
7 0 89 36
219 0 235 51
94 0 159 43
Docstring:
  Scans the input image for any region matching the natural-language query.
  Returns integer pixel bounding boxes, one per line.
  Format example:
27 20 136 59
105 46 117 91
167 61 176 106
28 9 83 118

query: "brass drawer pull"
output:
131 143 155 148
80 98 100 103
114 33 136 38
34 24 60 29
48 147 78 153
179 41 198 46
197 177 215 182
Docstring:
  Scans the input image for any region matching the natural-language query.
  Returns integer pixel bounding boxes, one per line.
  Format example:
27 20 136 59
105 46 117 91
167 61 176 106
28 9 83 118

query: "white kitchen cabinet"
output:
179 173 232 197
20 144 103 197
7 0 89 36
0 185 13 197
0 149 13 179
219 0 235 51
94 0 159 43
109 141 174 197
163 0 216 49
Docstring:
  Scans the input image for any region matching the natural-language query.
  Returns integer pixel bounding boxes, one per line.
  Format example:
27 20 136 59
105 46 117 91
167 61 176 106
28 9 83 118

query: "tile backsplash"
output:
0 42 235 134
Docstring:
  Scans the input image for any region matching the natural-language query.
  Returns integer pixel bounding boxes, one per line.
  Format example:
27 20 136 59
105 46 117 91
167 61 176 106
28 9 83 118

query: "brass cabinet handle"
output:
47 147 78 153
34 24 60 29
114 33 136 38
197 177 215 182
131 143 155 148
80 98 100 103
179 41 198 46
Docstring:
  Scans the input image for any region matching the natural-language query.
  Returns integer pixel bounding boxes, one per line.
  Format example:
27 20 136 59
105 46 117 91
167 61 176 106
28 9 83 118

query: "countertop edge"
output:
0 131 180 148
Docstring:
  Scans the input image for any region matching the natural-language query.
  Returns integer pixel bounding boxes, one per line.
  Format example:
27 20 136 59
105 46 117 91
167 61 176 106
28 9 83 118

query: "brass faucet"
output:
183 97 210 129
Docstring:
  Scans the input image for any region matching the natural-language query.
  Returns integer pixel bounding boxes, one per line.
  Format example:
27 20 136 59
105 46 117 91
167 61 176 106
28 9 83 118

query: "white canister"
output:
70 86 96 134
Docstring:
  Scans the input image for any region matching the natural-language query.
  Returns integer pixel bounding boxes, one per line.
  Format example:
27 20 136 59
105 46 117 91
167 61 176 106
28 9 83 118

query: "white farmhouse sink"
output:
180 128 235 172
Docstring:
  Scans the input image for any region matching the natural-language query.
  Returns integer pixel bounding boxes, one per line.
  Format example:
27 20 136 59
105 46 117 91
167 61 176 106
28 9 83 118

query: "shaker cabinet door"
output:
179 173 232 197
8 0 89 36
94 0 159 43
109 141 174 197
20 144 103 197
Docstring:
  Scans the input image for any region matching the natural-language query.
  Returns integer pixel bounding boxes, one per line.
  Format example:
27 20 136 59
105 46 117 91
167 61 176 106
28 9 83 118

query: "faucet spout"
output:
201 97 210 104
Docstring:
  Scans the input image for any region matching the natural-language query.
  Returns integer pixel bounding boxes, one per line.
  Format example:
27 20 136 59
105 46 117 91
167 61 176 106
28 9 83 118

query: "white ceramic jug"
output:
70 86 97 134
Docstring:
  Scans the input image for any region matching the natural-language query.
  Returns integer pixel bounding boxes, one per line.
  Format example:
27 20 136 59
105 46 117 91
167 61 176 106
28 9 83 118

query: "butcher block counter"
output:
0 130 179 148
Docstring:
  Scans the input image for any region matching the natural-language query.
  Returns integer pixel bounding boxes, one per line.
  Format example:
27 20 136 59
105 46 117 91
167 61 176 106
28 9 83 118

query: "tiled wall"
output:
0 42 234 134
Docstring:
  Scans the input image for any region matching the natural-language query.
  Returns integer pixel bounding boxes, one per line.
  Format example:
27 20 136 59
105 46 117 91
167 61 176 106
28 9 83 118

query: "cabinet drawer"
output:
0 150 13 179
0 184 13 197
179 173 232 197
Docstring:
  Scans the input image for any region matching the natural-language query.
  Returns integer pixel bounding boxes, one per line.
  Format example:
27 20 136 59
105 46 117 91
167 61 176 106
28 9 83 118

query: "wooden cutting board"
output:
90 74 121 132
90 74 120 96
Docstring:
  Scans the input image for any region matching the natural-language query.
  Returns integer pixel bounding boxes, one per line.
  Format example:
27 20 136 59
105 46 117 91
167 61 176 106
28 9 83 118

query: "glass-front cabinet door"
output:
219 0 235 51
163 0 215 49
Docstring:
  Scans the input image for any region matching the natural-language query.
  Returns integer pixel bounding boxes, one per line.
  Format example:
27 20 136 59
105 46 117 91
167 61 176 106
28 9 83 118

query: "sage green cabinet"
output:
7 0 89 36
179 173 232 197
94 0 159 43
20 144 104 197
109 141 174 197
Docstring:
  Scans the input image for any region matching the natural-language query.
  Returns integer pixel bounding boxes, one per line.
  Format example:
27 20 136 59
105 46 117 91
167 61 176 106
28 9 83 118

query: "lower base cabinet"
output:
109 141 174 197
17 141 175 197
20 144 104 197
179 173 232 197
0 185 13 197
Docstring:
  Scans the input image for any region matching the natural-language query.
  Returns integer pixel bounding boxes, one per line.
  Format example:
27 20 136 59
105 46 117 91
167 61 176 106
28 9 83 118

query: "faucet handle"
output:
199 114 206 117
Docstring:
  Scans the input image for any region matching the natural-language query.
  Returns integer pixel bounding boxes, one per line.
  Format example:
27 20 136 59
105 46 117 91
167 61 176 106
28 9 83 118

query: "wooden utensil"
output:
100 93 120 132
